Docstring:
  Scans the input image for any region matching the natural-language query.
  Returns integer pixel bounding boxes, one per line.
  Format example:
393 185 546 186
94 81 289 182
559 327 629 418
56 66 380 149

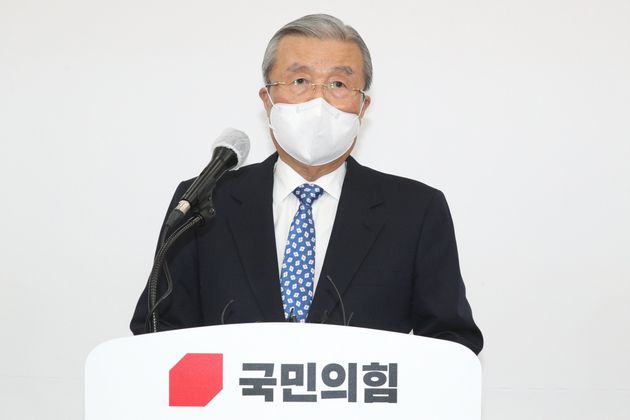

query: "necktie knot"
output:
293 183 324 206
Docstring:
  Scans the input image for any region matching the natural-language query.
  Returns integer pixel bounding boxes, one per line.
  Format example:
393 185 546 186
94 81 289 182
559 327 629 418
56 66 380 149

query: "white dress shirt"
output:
272 157 346 291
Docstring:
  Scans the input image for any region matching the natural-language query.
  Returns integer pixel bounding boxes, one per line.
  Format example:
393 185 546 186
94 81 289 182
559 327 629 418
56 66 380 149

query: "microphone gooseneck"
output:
221 299 235 325
324 275 352 326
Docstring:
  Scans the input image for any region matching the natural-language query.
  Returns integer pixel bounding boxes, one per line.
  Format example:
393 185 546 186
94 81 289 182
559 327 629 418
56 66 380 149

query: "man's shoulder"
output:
348 157 441 203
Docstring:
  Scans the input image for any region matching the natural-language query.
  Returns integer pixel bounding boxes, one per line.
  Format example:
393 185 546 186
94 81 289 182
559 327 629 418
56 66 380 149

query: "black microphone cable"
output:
145 214 205 333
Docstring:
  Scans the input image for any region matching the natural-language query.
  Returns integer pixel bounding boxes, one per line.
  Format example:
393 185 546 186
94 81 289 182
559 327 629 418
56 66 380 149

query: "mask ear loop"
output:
265 86 275 129
351 94 366 139
265 86 276 107
357 94 366 122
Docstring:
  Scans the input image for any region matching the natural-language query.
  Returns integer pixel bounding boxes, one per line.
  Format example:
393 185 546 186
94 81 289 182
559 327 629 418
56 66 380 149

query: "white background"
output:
1 0 629 419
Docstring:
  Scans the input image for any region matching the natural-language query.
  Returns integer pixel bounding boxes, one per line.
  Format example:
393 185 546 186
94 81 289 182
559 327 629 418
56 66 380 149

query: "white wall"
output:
1 1 628 419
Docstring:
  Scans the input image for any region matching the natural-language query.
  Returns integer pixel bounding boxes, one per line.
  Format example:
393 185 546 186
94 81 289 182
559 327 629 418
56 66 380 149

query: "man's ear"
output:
359 95 371 119
259 87 272 114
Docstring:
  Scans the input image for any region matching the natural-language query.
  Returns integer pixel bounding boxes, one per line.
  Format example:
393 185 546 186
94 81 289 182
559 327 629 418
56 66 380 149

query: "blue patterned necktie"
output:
279 183 325 322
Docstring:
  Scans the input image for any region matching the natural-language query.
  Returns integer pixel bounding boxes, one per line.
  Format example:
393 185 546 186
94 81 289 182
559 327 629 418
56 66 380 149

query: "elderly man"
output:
131 14 483 355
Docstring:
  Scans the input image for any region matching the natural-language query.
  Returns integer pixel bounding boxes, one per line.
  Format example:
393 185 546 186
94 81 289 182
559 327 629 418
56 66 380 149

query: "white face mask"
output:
268 96 363 166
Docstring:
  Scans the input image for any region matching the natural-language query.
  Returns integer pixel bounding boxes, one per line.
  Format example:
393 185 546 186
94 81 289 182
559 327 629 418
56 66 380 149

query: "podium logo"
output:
169 353 223 407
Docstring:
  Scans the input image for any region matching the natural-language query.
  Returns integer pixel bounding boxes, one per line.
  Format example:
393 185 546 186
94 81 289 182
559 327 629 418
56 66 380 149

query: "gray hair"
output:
262 14 373 90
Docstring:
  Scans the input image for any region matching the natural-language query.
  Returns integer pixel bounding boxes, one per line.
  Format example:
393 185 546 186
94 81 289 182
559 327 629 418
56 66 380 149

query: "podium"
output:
85 323 481 419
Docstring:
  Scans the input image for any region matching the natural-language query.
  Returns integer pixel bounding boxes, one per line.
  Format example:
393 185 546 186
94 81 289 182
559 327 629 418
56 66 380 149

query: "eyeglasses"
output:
265 78 365 102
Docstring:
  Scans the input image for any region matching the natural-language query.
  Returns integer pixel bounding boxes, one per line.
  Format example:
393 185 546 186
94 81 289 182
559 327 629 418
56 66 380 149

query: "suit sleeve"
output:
129 181 203 335
412 190 484 354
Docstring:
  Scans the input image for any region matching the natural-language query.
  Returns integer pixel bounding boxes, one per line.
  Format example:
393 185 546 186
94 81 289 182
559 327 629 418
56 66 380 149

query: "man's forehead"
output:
285 63 354 75
273 36 363 77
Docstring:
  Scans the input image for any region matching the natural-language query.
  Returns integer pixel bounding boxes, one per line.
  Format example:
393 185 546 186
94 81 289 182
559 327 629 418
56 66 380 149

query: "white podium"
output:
85 323 481 419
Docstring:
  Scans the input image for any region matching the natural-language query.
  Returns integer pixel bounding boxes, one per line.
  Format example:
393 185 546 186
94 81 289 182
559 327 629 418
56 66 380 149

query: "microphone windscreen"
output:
213 128 251 169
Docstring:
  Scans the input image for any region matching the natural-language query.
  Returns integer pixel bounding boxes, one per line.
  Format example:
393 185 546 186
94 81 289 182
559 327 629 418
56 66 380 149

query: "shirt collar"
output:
273 157 347 203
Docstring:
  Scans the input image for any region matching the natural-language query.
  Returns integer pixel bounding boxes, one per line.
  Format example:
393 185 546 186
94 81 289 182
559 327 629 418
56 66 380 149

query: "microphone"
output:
166 128 250 228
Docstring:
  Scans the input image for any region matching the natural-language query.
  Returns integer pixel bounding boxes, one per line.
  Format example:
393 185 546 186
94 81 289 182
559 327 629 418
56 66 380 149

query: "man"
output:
131 14 483 355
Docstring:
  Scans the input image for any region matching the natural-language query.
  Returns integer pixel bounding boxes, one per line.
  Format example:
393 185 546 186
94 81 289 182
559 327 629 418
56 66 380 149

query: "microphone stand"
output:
145 195 217 333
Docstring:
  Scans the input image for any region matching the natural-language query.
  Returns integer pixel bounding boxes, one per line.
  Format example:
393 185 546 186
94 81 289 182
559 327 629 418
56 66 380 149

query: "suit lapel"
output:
309 157 385 322
224 154 285 321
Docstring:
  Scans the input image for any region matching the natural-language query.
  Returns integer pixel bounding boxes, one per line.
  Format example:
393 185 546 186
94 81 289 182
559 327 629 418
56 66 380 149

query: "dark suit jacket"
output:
131 154 483 354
